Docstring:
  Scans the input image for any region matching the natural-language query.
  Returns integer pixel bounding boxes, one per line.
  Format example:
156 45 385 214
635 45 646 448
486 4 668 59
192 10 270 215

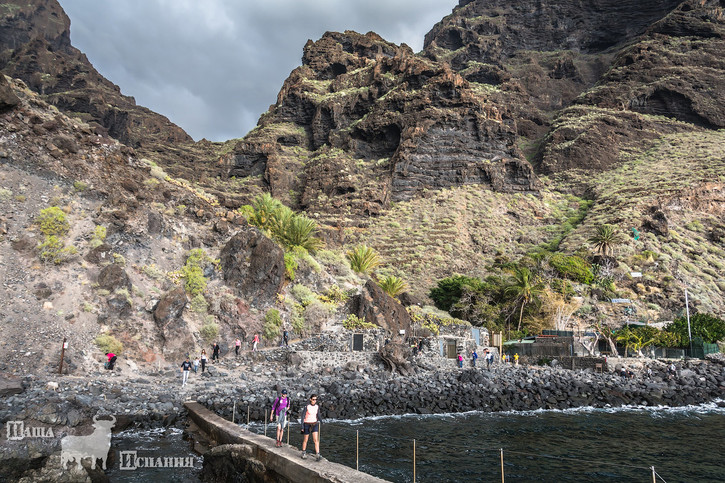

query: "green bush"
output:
429 275 483 312
190 294 209 313
549 254 593 284
89 225 107 248
181 248 215 296
284 252 298 281
343 314 377 330
318 285 350 305
199 322 219 343
182 265 207 296
73 181 88 192
39 235 77 264
94 333 123 354
666 313 725 345
550 278 575 298
291 304 306 336
263 308 283 341
290 284 316 305
378 275 407 297
346 245 380 274
36 206 69 236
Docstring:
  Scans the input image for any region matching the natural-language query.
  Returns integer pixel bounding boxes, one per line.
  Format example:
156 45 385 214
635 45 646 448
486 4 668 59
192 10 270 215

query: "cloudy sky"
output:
59 1 456 142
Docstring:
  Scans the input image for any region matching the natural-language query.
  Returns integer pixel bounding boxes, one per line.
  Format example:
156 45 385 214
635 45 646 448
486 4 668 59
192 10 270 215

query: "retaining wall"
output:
185 401 388 483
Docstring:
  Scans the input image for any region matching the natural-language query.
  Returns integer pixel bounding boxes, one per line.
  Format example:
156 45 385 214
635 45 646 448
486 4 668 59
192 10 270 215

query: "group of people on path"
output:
269 390 323 461
178 331 292 386
456 348 516 369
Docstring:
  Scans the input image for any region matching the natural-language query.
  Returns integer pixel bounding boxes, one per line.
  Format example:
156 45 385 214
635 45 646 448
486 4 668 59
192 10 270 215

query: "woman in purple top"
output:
270 389 290 447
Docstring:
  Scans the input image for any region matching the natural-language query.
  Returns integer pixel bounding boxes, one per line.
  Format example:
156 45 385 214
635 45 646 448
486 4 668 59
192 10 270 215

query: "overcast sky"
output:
59 1 455 142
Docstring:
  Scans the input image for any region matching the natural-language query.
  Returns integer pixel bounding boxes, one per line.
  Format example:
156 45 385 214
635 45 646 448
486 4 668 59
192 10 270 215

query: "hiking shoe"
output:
315 453 322 462
301 452 307 459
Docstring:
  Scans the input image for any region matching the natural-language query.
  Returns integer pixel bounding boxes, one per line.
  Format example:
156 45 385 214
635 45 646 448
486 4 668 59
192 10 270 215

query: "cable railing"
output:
221 403 670 482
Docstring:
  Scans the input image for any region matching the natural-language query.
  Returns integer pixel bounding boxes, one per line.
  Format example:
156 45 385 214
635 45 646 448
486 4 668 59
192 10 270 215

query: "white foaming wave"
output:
323 399 725 424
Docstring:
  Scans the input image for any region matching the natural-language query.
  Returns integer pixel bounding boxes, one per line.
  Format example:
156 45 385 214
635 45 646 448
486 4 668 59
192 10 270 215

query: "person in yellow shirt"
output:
514 353 519 366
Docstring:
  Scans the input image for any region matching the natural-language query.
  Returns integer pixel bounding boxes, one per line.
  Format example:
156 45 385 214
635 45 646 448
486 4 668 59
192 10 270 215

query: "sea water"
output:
107 403 725 482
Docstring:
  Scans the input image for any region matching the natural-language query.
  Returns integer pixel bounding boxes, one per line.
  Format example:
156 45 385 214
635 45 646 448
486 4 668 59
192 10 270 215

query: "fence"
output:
225 403 670 482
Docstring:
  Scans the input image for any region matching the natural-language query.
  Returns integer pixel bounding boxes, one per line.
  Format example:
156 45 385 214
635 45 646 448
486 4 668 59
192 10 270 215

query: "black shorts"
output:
302 422 319 435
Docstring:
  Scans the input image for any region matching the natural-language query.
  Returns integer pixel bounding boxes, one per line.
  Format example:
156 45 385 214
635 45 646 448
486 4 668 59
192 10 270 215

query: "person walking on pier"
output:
270 389 290 447
301 394 322 461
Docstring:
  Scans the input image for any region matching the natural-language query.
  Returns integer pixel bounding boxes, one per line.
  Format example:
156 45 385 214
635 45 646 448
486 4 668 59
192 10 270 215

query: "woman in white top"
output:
300 394 321 461
200 349 208 373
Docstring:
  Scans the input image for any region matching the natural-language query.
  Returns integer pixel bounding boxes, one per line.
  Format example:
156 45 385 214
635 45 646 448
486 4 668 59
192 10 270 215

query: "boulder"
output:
219 226 285 305
97 263 131 291
0 374 23 396
85 243 113 264
0 75 20 112
153 287 188 326
351 279 412 337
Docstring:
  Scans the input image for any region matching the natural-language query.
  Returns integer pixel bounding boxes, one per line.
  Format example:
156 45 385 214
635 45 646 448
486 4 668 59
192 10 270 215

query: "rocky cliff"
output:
0 0 724 378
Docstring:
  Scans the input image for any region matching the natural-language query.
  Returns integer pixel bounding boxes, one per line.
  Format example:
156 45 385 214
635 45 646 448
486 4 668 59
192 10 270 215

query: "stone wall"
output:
293 351 382 372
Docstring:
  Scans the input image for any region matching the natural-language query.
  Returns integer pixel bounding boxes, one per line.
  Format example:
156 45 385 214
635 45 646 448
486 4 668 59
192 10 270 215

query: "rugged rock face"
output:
234 30 539 220
351 279 412 336
153 287 188 327
219 227 285 306
0 0 217 182
537 0 725 176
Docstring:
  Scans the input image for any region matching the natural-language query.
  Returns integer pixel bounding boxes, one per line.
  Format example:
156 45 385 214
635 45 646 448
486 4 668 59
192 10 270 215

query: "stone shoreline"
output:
1 354 724 480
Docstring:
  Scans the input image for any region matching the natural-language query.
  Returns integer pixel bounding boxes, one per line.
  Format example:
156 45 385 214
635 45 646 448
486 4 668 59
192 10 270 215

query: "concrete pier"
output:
184 401 390 482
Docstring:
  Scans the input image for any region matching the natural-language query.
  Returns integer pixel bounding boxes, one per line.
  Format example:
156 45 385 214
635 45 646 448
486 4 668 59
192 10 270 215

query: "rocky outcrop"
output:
219 226 285 306
97 263 131 292
234 30 539 219
153 287 188 326
351 280 412 336
0 374 23 396
0 74 19 112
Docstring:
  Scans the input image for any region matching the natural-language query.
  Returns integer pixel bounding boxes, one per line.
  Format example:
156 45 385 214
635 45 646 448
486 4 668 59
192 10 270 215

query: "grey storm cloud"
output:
59 0 456 142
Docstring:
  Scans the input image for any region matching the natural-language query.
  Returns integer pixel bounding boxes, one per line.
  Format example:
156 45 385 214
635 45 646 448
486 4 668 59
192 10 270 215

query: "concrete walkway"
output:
185 401 390 483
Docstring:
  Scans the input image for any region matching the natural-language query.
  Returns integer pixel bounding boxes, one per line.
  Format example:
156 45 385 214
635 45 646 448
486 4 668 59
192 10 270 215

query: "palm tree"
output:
346 245 381 274
504 266 545 332
378 275 407 297
588 224 625 257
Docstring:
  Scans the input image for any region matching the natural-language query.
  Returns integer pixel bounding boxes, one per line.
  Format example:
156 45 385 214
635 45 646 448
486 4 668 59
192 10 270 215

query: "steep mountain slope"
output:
0 0 724 370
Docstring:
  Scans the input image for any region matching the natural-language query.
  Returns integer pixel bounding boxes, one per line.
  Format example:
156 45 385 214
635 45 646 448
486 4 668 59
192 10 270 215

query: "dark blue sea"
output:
108 402 725 482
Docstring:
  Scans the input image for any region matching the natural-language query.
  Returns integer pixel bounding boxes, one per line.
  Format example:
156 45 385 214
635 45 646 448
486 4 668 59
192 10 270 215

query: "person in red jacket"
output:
105 352 117 370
